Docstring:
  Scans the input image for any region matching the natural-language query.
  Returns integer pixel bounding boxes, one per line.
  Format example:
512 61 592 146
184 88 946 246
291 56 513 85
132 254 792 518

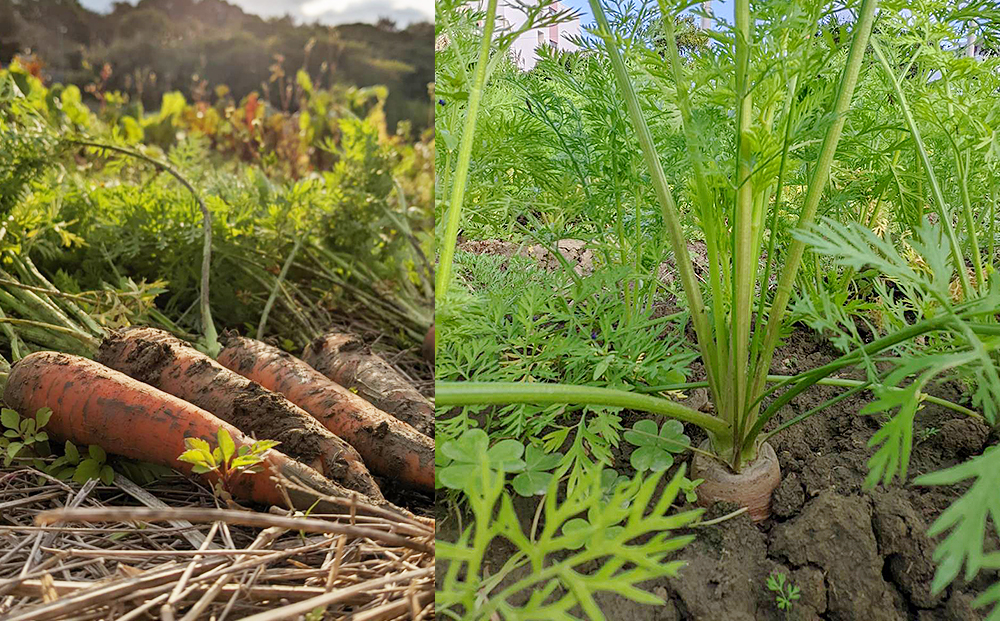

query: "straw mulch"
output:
0 465 434 620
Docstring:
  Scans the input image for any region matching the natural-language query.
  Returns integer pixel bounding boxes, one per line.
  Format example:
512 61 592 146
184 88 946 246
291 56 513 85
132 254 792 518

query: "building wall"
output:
493 1 580 70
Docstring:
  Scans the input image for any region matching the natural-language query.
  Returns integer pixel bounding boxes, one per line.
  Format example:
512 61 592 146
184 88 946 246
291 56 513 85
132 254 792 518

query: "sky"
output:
78 0 434 26
561 0 736 29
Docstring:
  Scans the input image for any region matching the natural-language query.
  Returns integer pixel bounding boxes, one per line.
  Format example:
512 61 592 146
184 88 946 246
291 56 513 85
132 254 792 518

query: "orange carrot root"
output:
303 332 434 438
219 335 434 492
1 351 373 513
95 327 386 505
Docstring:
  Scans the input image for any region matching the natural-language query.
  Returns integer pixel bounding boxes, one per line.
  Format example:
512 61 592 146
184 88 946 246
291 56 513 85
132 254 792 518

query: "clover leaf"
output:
623 419 691 472
438 428 526 491
511 446 563 497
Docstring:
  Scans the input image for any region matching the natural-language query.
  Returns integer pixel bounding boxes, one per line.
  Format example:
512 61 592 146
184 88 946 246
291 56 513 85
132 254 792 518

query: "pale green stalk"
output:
750 72 799 369
436 0 498 303
748 0 880 438
436 381 730 437
611 157 634 320
867 40 970 298
588 0 723 417
11 254 104 336
257 234 304 340
660 9 730 424
940 74 984 289
0 317 100 350
990 176 997 268
0 307 21 360
730 0 755 458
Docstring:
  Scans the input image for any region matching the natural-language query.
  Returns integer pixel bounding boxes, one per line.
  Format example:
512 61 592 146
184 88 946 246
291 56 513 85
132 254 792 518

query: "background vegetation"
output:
0 2 434 366
0 0 434 134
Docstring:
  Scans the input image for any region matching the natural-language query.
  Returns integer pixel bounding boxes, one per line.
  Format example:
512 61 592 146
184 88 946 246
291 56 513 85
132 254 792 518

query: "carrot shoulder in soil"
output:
94 327 386 505
1 351 381 514
219 334 434 492
303 332 434 438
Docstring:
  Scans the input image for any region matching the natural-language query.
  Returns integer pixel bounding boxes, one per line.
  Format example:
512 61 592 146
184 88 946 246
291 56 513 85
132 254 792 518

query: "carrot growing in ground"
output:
220 334 434 491
302 332 434 438
1 352 388 515
94 327 386 505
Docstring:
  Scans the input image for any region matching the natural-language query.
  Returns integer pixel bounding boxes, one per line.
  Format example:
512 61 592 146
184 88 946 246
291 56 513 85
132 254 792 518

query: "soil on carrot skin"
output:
98 330 434 515
98 334 359 481
218 334 430 492
435 326 997 620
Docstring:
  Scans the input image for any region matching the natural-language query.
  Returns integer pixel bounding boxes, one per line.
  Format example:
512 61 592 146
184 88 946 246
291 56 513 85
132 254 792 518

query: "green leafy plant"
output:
2 406 123 485
678 476 704 504
66 443 114 486
1 406 50 465
177 428 279 498
436 428 700 620
767 572 801 618
440 0 883 470
435 0 576 304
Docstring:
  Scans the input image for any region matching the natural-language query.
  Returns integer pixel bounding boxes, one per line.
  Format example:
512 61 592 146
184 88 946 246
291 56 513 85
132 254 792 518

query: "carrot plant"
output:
442 0 883 469
437 0 1000 615
435 0 578 303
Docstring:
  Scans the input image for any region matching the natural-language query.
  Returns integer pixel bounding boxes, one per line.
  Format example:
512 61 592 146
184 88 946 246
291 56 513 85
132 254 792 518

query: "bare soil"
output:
436 325 997 620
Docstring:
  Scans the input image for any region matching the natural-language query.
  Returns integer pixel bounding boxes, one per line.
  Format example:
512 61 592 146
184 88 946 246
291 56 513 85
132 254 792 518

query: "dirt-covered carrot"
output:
94 327 385 504
1 351 382 514
302 332 434 438
219 334 434 491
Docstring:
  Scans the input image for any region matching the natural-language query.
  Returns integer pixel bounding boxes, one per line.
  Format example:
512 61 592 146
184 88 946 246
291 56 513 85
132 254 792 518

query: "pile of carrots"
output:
1 327 434 517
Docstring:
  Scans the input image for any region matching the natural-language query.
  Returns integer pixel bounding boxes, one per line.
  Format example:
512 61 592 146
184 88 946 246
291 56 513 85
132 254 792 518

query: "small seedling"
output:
59 442 114 485
1 406 50 465
767 572 801 618
2 406 116 484
679 476 704 504
177 428 279 498
916 427 940 444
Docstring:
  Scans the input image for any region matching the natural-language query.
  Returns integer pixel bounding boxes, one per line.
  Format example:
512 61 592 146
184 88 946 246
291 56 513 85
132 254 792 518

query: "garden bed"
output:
436 325 996 621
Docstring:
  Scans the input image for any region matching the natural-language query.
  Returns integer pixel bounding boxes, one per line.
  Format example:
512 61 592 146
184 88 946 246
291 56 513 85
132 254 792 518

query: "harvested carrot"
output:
219 334 434 491
1 351 382 514
94 327 385 504
302 332 434 438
